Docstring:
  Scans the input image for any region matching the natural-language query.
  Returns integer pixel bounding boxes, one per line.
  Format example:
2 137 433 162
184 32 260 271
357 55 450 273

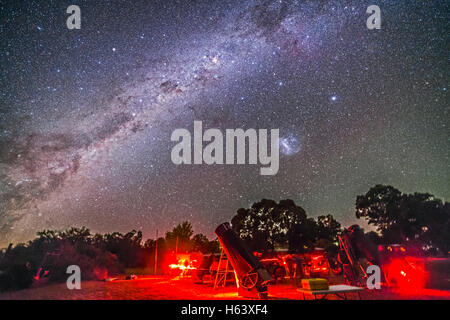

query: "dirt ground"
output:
1 275 449 300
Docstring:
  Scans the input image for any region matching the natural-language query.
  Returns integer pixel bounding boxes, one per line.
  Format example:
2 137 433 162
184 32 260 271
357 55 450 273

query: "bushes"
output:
0 229 124 292
0 264 33 292
0 224 219 292
40 242 122 283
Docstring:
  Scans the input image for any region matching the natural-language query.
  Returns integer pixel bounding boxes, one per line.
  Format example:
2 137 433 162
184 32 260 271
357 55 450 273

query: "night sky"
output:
0 0 448 247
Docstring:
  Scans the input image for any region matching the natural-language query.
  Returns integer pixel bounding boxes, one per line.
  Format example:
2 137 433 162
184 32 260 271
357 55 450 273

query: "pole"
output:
154 229 158 275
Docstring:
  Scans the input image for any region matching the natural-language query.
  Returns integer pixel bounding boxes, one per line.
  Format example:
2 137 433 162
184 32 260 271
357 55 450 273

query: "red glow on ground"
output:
383 257 428 294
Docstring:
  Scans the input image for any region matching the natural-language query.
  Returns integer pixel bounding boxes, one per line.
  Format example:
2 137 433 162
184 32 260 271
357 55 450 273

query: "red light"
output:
383 257 427 293
169 263 196 270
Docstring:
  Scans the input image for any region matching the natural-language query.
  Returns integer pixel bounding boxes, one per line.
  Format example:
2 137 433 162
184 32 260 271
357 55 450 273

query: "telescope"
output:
215 222 272 298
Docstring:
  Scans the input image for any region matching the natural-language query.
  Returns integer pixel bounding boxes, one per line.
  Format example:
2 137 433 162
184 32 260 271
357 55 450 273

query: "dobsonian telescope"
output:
215 222 272 298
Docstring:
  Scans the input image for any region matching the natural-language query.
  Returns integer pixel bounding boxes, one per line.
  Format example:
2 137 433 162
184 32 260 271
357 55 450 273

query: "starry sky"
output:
0 0 448 247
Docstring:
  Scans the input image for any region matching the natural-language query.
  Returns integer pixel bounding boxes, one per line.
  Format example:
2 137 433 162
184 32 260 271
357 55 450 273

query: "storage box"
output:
301 278 329 290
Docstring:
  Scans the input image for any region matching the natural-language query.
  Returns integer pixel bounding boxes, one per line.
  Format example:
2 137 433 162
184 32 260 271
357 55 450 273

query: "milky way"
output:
0 0 449 246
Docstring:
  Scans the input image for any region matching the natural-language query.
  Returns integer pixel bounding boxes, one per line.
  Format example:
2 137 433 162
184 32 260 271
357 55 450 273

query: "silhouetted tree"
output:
165 221 194 252
365 231 382 245
316 214 342 243
0 222 235 292
231 199 308 251
232 198 344 253
191 234 219 253
356 185 450 254
287 217 318 252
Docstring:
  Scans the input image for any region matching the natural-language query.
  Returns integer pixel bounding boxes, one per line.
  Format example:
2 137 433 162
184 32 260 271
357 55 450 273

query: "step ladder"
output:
214 248 234 289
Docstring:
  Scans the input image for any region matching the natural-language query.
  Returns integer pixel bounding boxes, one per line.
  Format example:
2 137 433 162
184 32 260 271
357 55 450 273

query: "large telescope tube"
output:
215 222 272 298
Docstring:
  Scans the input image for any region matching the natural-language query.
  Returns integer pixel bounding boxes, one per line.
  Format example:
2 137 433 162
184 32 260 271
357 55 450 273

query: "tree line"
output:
231 185 449 256
0 222 218 292
1 184 448 292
